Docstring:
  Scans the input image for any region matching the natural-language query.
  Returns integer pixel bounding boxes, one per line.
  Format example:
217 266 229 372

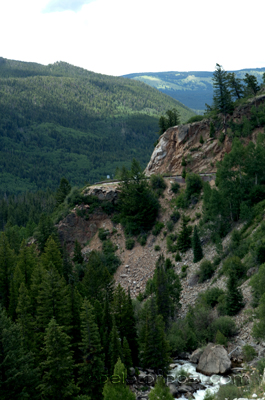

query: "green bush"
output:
170 210 180 223
210 316 236 338
186 115 204 124
216 384 241 400
137 234 147 246
171 182 180 194
175 252 182 262
199 287 224 307
152 222 165 236
166 220 174 232
125 238 135 250
222 256 246 280
185 173 203 201
154 245 161 251
198 260 215 283
150 174 167 196
98 228 109 241
242 344 257 361
175 192 188 208
167 234 178 253
215 330 227 346
256 357 265 374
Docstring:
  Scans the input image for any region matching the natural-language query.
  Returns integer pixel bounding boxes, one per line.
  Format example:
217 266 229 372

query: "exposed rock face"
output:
57 209 109 254
84 183 119 204
145 95 265 176
197 343 231 375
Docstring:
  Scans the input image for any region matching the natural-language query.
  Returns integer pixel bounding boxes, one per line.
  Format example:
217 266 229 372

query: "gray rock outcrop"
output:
197 343 231 375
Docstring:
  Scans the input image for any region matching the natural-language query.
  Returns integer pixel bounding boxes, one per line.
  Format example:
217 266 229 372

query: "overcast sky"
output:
1 0 264 76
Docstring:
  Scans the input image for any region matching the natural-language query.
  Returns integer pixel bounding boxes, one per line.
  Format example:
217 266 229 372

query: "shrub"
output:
210 316 236 338
215 330 227 346
175 252 182 262
199 287 225 307
171 182 180 194
170 210 180 223
154 245 161 251
166 220 174 232
222 256 246 280
195 212 201 219
242 344 257 361
125 238 135 250
256 357 265 374
98 228 109 241
216 384 241 400
175 192 188 208
185 173 203 201
137 234 147 246
186 115 204 124
150 174 167 197
198 260 214 283
152 222 165 236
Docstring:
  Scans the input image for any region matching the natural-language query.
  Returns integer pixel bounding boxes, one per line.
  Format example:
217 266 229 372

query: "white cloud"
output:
0 0 264 76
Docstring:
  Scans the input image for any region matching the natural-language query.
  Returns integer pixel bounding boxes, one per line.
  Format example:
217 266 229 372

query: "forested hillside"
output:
123 67 265 113
0 58 194 195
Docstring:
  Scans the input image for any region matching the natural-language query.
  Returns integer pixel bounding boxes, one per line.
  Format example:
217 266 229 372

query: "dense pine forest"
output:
0 57 194 196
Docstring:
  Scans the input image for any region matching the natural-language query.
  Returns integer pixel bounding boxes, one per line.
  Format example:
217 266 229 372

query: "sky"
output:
0 0 264 77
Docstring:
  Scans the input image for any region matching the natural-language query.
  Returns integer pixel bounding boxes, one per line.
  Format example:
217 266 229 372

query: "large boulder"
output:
197 343 231 375
190 348 203 364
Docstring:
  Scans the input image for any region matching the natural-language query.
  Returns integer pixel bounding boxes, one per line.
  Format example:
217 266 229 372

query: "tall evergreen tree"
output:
34 213 57 253
243 73 260 96
16 282 35 352
109 316 123 374
55 177 71 205
0 306 40 400
212 63 234 115
155 255 171 325
226 269 244 316
0 233 15 311
41 236 63 275
177 215 192 253
36 266 71 345
227 72 244 100
78 298 105 400
73 240 84 265
38 318 79 399
122 336 133 369
140 297 171 372
192 225 203 263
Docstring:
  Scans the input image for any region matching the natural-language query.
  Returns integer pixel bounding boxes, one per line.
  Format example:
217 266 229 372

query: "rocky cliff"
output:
145 94 265 176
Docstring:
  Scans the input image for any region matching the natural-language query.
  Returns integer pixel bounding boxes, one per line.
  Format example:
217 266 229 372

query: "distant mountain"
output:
122 68 265 113
0 58 195 195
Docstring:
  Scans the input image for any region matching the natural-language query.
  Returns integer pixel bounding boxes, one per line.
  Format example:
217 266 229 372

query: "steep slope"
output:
123 68 265 113
0 58 195 195
145 94 265 176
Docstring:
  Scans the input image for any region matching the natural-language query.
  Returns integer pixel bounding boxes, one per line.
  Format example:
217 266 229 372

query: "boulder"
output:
190 348 204 363
197 343 231 375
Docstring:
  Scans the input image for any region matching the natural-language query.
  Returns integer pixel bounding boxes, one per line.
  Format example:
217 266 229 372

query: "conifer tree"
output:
0 306 40 400
78 298 105 400
109 317 123 374
38 318 79 399
36 266 71 345
212 63 234 115
62 243 73 282
73 240 84 265
55 177 71 205
122 337 133 369
9 263 24 319
243 73 260 96
209 121 215 138
177 215 192 253
140 297 171 372
16 240 37 288
227 72 244 100
102 293 113 369
16 282 35 351
68 280 82 362
148 376 174 400
226 269 244 316
29 263 46 317
41 236 63 275
0 233 16 311
155 255 171 325
192 225 203 263
102 358 136 400
34 213 56 252
123 288 139 365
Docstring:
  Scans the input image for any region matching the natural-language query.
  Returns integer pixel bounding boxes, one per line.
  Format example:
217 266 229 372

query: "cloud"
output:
43 0 96 13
